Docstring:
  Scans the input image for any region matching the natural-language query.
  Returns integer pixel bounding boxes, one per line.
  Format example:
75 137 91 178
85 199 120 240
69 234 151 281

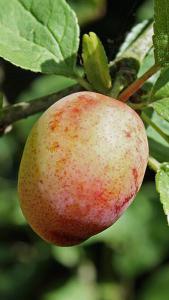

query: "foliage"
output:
0 0 79 76
156 163 169 222
0 0 169 299
153 0 169 66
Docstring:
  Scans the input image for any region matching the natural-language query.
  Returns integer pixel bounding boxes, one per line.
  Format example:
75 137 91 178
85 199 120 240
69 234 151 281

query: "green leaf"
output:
146 111 169 162
138 48 155 77
148 137 169 163
151 98 169 122
153 0 169 66
112 23 153 97
117 23 153 63
82 32 112 93
117 20 150 57
156 163 169 223
0 0 79 76
152 67 169 99
142 111 169 144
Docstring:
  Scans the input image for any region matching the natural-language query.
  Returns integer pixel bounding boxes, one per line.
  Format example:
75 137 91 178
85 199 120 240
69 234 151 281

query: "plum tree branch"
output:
0 22 153 135
0 84 82 134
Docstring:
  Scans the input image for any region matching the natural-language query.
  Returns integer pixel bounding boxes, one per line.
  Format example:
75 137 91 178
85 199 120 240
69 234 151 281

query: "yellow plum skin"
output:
18 92 149 246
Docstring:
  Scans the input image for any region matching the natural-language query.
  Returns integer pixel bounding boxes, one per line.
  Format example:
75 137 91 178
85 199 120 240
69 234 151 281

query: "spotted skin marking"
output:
48 141 60 153
132 168 139 189
124 130 132 138
18 92 149 246
49 110 65 131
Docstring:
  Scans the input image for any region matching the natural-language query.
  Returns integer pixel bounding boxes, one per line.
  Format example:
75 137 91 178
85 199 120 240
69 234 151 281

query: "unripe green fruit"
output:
18 92 148 246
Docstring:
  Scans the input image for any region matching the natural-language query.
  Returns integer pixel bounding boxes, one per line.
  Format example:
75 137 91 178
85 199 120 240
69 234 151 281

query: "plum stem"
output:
141 112 169 144
118 64 160 102
148 156 161 173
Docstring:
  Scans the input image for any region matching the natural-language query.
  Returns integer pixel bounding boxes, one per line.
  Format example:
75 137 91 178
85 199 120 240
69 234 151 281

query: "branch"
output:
0 84 82 134
0 22 153 135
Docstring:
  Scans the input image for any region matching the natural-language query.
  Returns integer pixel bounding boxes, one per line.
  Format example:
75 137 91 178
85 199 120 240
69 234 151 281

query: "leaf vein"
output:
17 0 65 61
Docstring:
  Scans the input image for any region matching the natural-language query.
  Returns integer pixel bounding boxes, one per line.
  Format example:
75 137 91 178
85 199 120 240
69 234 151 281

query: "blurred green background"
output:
1 0 169 300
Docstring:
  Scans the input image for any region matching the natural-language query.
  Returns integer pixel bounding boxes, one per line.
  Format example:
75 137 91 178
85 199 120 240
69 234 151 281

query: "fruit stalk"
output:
118 64 160 102
148 156 161 172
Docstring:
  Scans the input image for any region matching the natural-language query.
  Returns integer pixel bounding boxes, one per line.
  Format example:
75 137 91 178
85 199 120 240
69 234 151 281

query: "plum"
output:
18 92 148 246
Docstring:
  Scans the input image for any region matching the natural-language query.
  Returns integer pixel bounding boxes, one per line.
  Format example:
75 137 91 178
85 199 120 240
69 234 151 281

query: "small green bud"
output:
82 32 112 93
